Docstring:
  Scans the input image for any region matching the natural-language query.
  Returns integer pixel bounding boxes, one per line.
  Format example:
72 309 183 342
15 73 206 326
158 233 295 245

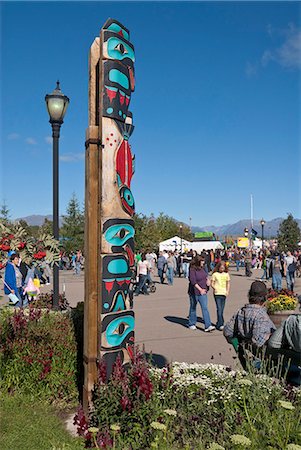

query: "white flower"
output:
287 445 301 450
208 443 225 450
278 400 295 411
150 421 167 431
230 434 252 447
88 427 99 434
237 379 253 387
163 409 177 416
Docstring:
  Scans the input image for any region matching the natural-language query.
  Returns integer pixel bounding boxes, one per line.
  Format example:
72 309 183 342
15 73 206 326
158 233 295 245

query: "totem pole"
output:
84 19 135 408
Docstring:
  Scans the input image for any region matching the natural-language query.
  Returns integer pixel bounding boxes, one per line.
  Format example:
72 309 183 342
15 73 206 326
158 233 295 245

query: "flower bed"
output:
266 289 298 313
0 306 78 407
75 354 301 449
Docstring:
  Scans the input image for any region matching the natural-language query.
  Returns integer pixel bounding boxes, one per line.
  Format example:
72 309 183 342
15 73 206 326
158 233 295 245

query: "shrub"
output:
266 289 298 313
75 355 301 449
0 306 78 407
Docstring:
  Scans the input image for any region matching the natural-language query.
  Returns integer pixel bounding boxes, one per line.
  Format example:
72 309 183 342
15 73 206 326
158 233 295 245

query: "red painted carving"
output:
116 141 134 187
106 88 117 103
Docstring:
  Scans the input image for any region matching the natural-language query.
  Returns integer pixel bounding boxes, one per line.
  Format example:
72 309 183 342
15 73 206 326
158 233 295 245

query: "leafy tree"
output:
277 213 301 252
61 193 84 253
0 202 10 225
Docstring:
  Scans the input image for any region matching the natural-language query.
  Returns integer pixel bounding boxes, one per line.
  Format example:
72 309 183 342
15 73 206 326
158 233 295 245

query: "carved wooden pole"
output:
84 19 136 409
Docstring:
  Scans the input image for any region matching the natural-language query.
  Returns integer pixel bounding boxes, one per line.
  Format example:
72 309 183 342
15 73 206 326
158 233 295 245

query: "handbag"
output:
3 280 19 305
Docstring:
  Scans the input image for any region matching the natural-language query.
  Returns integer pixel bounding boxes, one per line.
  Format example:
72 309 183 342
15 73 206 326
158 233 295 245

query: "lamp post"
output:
45 81 69 308
180 225 183 254
260 219 265 250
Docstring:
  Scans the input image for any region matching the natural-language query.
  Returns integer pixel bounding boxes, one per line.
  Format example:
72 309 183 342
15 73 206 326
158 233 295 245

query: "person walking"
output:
4 253 27 307
211 261 230 331
188 255 215 332
135 253 150 296
234 250 241 272
284 251 297 292
166 251 177 285
271 254 282 291
157 251 167 284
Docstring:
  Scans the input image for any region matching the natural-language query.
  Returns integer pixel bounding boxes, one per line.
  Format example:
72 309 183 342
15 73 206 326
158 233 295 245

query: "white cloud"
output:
25 137 37 145
7 133 20 140
59 152 85 162
45 136 52 144
261 24 301 69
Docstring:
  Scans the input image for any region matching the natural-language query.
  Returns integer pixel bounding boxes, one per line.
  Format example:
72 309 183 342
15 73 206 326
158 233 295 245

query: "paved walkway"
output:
1 266 300 369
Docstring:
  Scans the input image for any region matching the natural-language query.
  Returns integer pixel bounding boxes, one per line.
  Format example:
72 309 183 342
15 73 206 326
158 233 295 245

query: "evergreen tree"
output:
277 214 301 252
61 193 84 252
0 202 10 225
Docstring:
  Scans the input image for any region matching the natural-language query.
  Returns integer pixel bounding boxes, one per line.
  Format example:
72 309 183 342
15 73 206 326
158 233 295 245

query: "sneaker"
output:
219 325 224 331
189 325 197 330
204 325 216 332
46 283 50 286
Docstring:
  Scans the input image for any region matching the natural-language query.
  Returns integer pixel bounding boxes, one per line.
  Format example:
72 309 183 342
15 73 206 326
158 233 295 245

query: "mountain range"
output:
192 218 301 238
15 215 301 238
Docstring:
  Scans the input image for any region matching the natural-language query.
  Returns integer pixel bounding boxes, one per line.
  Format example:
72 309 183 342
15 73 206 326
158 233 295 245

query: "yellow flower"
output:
110 424 121 431
208 444 225 450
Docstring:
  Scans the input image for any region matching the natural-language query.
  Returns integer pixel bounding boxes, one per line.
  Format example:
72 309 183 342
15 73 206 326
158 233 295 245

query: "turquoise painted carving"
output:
106 315 134 347
107 258 129 274
109 69 129 90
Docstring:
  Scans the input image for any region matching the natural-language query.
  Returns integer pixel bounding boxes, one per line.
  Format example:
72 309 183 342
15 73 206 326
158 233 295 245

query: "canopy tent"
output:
159 236 192 252
159 236 224 253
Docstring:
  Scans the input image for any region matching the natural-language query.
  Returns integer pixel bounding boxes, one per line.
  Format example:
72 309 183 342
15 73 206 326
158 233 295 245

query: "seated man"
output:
223 281 276 369
267 314 301 386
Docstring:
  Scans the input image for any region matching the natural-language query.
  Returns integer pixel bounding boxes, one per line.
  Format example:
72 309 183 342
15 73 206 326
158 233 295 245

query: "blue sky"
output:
1 1 300 227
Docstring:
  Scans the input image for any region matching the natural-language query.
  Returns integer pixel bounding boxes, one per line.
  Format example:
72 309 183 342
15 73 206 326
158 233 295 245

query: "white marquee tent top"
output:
159 236 224 253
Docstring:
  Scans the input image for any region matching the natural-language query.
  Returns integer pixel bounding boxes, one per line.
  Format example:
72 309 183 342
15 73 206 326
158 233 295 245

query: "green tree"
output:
0 202 10 225
61 193 84 253
277 213 301 252
133 213 161 251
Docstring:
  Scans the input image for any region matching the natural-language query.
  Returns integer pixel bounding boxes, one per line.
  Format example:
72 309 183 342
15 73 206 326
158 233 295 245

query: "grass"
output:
0 393 84 450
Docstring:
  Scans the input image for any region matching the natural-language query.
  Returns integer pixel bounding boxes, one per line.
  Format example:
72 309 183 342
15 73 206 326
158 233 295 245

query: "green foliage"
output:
0 393 85 450
0 221 60 266
277 214 301 252
61 193 84 253
79 359 301 449
133 212 193 251
0 307 78 408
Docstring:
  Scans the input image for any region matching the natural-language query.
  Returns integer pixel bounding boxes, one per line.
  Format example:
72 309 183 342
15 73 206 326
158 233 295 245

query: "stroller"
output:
131 267 156 295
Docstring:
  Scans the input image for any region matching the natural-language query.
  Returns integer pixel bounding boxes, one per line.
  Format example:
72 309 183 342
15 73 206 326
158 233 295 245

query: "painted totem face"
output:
101 254 132 314
102 20 135 123
100 310 135 351
103 218 135 266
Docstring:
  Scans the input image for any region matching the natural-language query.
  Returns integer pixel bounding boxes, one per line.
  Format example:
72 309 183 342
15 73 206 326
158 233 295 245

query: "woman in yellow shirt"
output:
211 262 230 331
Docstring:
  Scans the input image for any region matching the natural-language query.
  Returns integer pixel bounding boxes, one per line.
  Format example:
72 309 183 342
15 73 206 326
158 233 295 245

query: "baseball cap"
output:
249 281 267 297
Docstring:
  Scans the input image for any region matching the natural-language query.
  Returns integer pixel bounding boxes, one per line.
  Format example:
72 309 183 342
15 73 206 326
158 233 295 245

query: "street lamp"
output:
260 219 265 250
180 225 183 254
45 81 69 308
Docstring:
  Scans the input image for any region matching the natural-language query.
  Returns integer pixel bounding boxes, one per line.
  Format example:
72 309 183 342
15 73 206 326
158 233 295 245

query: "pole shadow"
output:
164 316 205 328
145 352 168 368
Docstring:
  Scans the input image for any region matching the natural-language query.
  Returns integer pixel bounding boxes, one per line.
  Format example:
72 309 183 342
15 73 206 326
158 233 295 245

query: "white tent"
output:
191 241 224 252
159 236 224 253
159 236 192 252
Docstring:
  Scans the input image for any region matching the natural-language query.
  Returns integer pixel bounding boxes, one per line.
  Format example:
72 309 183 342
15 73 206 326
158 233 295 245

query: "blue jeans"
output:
167 267 174 285
261 268 268 280
136 274 148 294
188 293 212 329
182 263 189 278
235 261 240 271
286 271 295 291
214 295 226 329
158 268 164 283
272 273 282 291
